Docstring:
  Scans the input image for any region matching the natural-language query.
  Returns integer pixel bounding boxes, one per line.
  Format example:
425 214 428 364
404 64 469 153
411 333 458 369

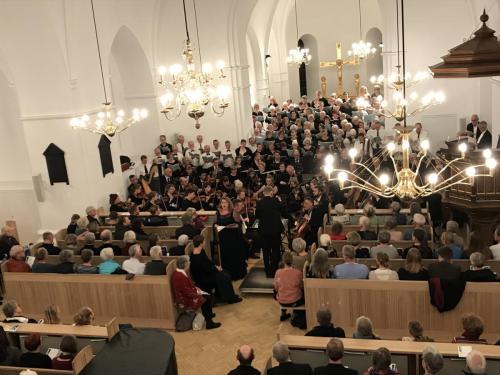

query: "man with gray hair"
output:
81 232 98 255
422 346 443 374
144 246 166 275
333 245 369 279
53 250 75 274
464 350 487 375
267 341 312 375
97 229 121 256
5 245 31 272
370 231 399 259
305 307 345 338
170 234 189 256
175 214 200 239
403 213 427 240
122 244 145 275
86 206 102 226
390 201 407 225
2 299 37 323
476 120 492 150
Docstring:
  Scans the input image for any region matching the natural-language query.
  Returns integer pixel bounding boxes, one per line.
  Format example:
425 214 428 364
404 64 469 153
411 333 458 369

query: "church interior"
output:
1 0 500 374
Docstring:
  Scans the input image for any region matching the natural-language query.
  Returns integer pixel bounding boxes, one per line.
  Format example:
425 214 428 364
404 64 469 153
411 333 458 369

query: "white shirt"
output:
135 163 151 177
122 258 145 275
184 148 201 166
410 129 429 152
220 149 236 168
366 127 386 149
201 152 217 169
490 243 500 260
368 268 399 281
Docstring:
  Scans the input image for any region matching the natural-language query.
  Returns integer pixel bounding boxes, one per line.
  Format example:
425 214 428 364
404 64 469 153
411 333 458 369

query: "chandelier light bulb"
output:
379 174 390 186
428 173 438 185
409 92 419 101
216 60 225 70
169 64 183 76
324 164 334 174
486 158 497 170
338 171 348 182
202 63 213 74
115 117 123 124
466 166 476 177
420 139 430 151
402 140 410 150
458 143 467 154
483 149 492 159
97 112 105 119
158 66 167 76
348 148 358 160
325 154 334 165
387 142 396 153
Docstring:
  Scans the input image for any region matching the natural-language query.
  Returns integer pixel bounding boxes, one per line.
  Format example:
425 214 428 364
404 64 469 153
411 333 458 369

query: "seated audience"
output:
114 216 131 240
291 237 307 257
73 306 94 326
74 249 99 274
171 255 221 329
267 341 312 375
144 246 167 275
464 350 487 375
403 213 427 241
402 321 434 342
98 247 123 274
333 245 369 279
384 217 402 242
97 229 122 255
122 230 137 256
357 216 377 240
41 231 61 255
0 225 19 260
402 228 432 259
428 246 462 280
446 220 465 249
52 335 77 370
440 231 463 259
122 244 145 275
53 250 75 274
190 235 242 304
5 245 31 272
2 300 36 323
330 221 347 241
147 233 162 254
169 234 189 256
489 226 500 260
463 252 497 282
421 346 443 375
305 308 345 338
331 203 349 224
319 234 336 257
186 207 205 232
274 251 304 323
44 304 61 324
75 216 89 236
64 234 79 253
175 214 201 239
370 231 399 259
347 231 370 258
452 314 487 344
306 248 333 278
0 326 21 365
397 248 429 281
363 347 400 375
227 345 260 375
81 232 98 254
19 334 51 369
131 217 149 240
31 248 55 273
353 316 379 340
369 253 399 281
313 338 358 375
390 201 407 225
66 214 80 235
143 205 169 226
364 205 378 226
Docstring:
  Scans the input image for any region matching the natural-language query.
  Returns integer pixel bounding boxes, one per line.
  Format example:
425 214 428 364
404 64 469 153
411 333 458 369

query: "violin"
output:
294 211 311 240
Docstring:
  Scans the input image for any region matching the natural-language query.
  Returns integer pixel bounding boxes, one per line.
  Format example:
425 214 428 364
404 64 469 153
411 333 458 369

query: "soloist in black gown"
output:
216 212 248 280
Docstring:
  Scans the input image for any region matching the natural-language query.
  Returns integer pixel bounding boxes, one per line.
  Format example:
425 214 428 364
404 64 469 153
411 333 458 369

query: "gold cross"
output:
320 42 360 96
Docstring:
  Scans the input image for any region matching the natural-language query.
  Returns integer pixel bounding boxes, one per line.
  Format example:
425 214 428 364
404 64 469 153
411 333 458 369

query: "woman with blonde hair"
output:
306 248 333 278
73 306 94 326
369 253 399 281
44 304 61 324
353 316 379 339
397 248 429 280
122 230 137 256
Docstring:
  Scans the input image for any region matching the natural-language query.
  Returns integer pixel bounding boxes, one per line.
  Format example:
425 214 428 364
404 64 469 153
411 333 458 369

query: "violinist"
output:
219 176 236 200
127 175 139 197
199 184 218 211
286 177 303 216
211 158 224 182
180 187 202 211
160 167 176 194
142 191 159 212
163 184 179 211
128 184 144 207
255 173 278 198
295 197 314 246
228 167 240 184
144 205 169 227
275 162 290 196
109 194 128 213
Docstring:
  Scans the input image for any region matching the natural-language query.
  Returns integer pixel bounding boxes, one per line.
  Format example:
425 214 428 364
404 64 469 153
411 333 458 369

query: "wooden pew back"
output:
44 255 178 266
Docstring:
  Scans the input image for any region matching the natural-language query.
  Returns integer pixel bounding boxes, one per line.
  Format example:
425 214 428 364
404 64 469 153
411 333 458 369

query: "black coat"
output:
477 130 492 149
428 262 462 280
267 362 313 375
305 324 346 338
190 250 218 292
314 364 358 375
463 269 497 282
144 260 167 275
175 225 200 239
255 196 284 235
228 365 261 375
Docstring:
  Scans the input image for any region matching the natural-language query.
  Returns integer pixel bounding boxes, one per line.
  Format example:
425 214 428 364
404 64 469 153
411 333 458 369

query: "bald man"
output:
227 345 260 375
464 350 487 375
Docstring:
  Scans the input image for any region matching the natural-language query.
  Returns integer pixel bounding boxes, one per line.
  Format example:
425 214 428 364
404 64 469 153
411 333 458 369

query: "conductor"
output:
255 186 284 278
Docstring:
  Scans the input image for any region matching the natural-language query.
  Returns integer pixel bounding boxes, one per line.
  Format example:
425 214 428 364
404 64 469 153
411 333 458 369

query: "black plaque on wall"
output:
98 135 114 177
43 143 69 185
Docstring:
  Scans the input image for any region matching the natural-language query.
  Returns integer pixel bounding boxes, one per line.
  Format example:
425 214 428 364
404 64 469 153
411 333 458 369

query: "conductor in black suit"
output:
476 121 492 150
255 186 284 278
313 339 358 375
466 114 481 140
267 342 312 375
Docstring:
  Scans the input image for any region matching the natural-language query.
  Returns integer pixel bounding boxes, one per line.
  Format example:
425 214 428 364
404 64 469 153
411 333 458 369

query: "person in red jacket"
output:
171 256 221 330
5 245 31 273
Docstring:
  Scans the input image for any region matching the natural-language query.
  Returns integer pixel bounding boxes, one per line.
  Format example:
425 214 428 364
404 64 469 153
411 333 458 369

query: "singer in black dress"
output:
215 197 248 280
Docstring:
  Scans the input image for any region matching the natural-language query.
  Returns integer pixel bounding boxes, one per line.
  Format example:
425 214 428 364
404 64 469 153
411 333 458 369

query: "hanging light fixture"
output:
286 0 312 66
323 0 495 200
70 0 148 137
157 0 230 129
348 0 377 60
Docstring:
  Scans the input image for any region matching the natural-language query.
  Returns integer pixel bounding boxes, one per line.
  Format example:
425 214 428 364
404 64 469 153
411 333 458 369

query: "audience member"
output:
305 308 345 338
445 220 465 249
98 247 123 274
384 218 402 242
44 304 61 324
464 350 487 375
363 347 400 375
397 248 429 280
403 213 427 241
2 300 36 323
428 247 462 280
171 255 221 329
274 251 304 324
390 201 406 225
169 234 189 256
346 231 370 258
463 252 497 282
0 225 19 260
74 249 99 274
330 221 347 241
452 314 487 344
73 306 94 326
370 231 399 259
369 253 399 281
402 321 434 342
67 214 80 234
489 226 500 260
31 248 55 273
41 232 61 255
267 341 312 375
440 231 463 259
334 245 369 279
122 230 137 256
81 232 98 254
0 326 21 366
353 316 379 340
5 245 30 272
291 237 307 256
175 214 201 239
97 229 122 255
53 250 75 274
306 248 333 278
144 246 167 275
64 234 78 253
357 216 377 240
332 204 350 225
122 244 145 275
421 346 443 375
52 335 77 370
19 334 51 369
404 228 433 259
313 338 358 375
227 345 260 375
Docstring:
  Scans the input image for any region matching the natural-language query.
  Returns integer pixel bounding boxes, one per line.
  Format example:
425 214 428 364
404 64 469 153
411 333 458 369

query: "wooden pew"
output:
304 279 500 341
0 345 93 375
323 240 415 253
44 255 179 266
322 224 432 236
2 261 178 329
279 334 500 375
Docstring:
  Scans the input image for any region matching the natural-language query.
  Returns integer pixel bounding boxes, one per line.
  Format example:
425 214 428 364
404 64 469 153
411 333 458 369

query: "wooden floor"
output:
170 282 304 375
